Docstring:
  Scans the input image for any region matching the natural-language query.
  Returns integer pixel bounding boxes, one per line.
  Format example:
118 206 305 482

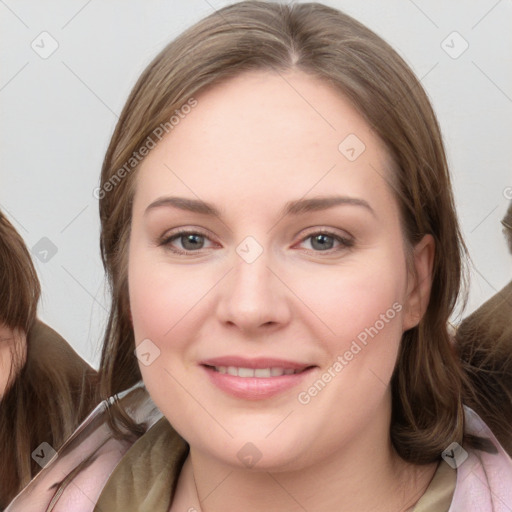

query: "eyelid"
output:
297 226 353 241
159 226 212 241
159 225 354 255
158 227 218 253
294 227 354 252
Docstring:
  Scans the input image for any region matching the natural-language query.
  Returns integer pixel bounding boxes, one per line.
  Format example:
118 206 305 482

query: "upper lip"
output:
201 356 314 371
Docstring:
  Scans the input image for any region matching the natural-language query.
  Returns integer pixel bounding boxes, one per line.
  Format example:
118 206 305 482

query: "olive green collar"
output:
94 417 189 512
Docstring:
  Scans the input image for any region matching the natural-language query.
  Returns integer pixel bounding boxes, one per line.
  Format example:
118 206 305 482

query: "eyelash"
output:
158 228 354 256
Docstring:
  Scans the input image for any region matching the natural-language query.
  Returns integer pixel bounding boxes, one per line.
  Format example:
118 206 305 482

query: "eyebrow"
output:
145 195 376 219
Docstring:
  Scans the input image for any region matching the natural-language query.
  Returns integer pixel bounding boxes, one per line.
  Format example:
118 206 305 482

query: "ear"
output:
402 234 435 332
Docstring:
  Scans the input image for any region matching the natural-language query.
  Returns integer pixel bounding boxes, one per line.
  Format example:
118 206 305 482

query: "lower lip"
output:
201 365 315 400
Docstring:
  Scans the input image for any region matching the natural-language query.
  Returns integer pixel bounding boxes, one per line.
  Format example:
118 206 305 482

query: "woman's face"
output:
128 69 433 471
0 325 25 397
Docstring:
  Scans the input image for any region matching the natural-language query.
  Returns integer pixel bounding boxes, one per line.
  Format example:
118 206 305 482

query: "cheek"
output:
129 248 186 394
129 252 182 341
294 257 407 344
291 248 408 396
128 246 216 357
294 262 406 436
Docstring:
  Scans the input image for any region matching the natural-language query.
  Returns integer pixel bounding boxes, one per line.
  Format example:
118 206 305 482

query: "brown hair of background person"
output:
0 211 99 509
456 201 512 456
95 0 506 465
503 200 512 253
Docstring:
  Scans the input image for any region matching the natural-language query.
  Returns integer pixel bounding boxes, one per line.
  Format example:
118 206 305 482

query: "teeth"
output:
213 366 302 377
254 368 271 377
238 367 255 377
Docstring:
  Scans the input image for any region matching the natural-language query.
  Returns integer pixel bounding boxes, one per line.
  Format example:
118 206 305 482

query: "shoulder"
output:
26 320 96 375
5 383 162 512
449 405 512 511
457 280 512 337
95 416 189 511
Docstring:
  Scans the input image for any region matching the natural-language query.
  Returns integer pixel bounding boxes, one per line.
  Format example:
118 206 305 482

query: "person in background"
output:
456 201 512 456
0 210 98 509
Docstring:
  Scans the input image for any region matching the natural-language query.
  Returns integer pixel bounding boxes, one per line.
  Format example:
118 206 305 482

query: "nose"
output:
216 249 292 336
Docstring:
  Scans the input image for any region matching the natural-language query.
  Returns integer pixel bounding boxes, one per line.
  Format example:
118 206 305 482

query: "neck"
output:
171 398 438 512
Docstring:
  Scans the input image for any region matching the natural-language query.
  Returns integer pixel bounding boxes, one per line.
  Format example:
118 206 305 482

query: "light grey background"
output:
1 0 511 369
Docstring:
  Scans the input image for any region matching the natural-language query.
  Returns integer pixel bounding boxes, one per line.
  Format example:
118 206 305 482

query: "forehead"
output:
134 69 396 215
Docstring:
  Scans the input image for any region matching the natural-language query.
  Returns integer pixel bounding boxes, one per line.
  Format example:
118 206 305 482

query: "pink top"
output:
6 383 512 511
448 406 512 511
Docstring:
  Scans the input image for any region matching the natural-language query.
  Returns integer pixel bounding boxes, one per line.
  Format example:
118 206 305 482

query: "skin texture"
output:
0 325 25 398
128 69 436 511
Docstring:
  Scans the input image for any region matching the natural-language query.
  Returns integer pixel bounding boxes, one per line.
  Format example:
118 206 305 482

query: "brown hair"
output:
455 203 512 455
98 0 495 464
502 200 512 253
0 212 98 508
0 214 40 335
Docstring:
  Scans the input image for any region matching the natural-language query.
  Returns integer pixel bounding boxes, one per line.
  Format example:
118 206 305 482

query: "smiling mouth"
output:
201 363 317 400
204 365 313 378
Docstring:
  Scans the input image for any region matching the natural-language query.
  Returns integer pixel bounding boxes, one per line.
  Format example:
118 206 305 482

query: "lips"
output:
200 356 316 400
209 366 301 377
201 356 312 371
